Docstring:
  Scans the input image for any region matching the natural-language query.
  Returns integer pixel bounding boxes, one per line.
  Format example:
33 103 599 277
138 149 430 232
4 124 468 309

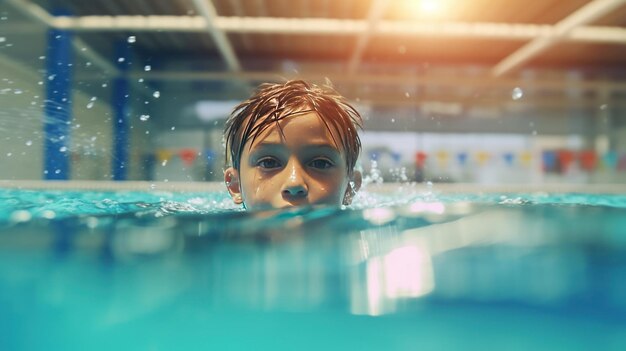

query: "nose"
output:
281 162 308 198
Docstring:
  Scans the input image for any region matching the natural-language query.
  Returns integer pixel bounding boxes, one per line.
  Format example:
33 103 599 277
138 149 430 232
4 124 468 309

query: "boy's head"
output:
223 80 363 210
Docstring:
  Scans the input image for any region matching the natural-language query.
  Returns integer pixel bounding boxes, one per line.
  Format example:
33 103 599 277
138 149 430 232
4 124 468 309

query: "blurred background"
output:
0 0 625 185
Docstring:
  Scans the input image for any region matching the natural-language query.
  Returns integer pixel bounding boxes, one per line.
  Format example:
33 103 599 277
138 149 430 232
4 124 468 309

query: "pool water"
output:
1 186 626 350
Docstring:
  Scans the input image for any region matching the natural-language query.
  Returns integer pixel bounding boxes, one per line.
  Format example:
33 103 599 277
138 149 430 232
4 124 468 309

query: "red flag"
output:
578 150 597 172
415 151 427 167
557 150 575 172
179 148 198 166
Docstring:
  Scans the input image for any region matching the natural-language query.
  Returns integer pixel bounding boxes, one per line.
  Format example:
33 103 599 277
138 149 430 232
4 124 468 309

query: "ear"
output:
224 167 244 205
343 170 362 205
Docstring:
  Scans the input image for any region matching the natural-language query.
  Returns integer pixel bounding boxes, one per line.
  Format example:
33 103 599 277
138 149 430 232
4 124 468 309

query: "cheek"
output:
240 171 277 200
312 177 349 202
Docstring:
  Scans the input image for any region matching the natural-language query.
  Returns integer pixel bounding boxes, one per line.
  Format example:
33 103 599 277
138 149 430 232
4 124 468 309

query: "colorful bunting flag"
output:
415 151 427 167
578 150 597 172
542 151 556 171
503 152 515 166
457 152 468 166
475 151 491 166
436 150 449 168
618 154 626 171
557 150 575 171
519 151 532 167
179 148 198 166
602 151 618 170
391 152 402 163
156 149 173 164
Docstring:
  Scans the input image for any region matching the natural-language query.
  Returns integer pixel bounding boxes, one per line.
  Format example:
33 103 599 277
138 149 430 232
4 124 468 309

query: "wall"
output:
0 54 150 181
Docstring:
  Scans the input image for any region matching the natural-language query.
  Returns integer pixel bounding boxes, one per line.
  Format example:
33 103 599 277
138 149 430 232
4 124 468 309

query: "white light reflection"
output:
363 208 396 225
384 246 434 299
352 245 434 316
408 201 445 214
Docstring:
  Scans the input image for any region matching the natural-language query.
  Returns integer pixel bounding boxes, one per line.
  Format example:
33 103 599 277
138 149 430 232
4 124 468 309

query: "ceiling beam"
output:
3 0 56 26
492 0 626 76
95 70 626 94
43 15 626 45
190 0 241 71
347 0 389 74
4 0 120 77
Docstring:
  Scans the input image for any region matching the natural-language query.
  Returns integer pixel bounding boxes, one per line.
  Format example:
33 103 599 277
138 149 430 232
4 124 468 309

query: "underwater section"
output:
0 188 625 350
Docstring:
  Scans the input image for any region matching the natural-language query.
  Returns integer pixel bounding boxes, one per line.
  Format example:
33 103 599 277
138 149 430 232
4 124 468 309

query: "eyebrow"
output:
252 142 341 152
248 143 343 160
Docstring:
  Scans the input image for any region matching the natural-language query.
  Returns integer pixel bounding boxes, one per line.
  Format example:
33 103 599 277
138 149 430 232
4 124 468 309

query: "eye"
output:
309 158 334 170
257 157 282 169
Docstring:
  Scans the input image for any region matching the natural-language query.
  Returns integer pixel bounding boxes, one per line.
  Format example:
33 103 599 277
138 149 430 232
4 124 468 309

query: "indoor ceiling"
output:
1 0 626 111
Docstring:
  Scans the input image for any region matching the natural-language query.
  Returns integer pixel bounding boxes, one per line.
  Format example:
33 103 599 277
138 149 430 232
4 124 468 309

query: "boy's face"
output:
224 111 361 211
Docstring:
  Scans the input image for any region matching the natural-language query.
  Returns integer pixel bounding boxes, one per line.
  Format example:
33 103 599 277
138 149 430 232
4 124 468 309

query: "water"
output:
1 187 626 350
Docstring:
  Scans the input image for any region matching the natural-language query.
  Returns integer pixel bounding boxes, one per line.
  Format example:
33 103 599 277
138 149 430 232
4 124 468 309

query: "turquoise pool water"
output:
1 187 626 350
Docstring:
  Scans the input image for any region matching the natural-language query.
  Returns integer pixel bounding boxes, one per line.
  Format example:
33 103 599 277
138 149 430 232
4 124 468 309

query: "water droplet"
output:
127 36 136 43
90 96 97 101
171 126 176 131
149 183 156 190
139 114 150 121
153 91 160 98
161 160 168 166
90 136 97 142
391 118 395 123
13 89 22 94
54 169 61 174
86 62 92 67
0 37 7 43
86 101 95 109
145 131 150 135
25 140 32 146
48 74 56 81
6 152 12 157
512 87 523 100
59 146 67 152
101 83 108 88
405 92 410 98
117 57 125 63
37 81 43 85
600 104 608 110
39 55 46 60
144 65 151 71
138 78 144 83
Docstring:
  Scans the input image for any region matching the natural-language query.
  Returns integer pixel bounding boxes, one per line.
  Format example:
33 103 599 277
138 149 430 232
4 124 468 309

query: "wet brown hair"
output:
224 80 363 174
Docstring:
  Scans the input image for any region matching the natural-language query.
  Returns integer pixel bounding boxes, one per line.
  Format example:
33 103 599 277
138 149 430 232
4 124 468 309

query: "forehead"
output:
244 110 344 151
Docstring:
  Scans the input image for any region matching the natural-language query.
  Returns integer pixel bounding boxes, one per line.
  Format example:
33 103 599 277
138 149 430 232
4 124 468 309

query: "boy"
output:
223 80 363 210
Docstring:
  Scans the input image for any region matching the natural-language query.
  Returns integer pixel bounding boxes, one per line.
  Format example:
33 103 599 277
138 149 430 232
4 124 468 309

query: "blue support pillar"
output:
43 26 73 180
112 41 131 180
